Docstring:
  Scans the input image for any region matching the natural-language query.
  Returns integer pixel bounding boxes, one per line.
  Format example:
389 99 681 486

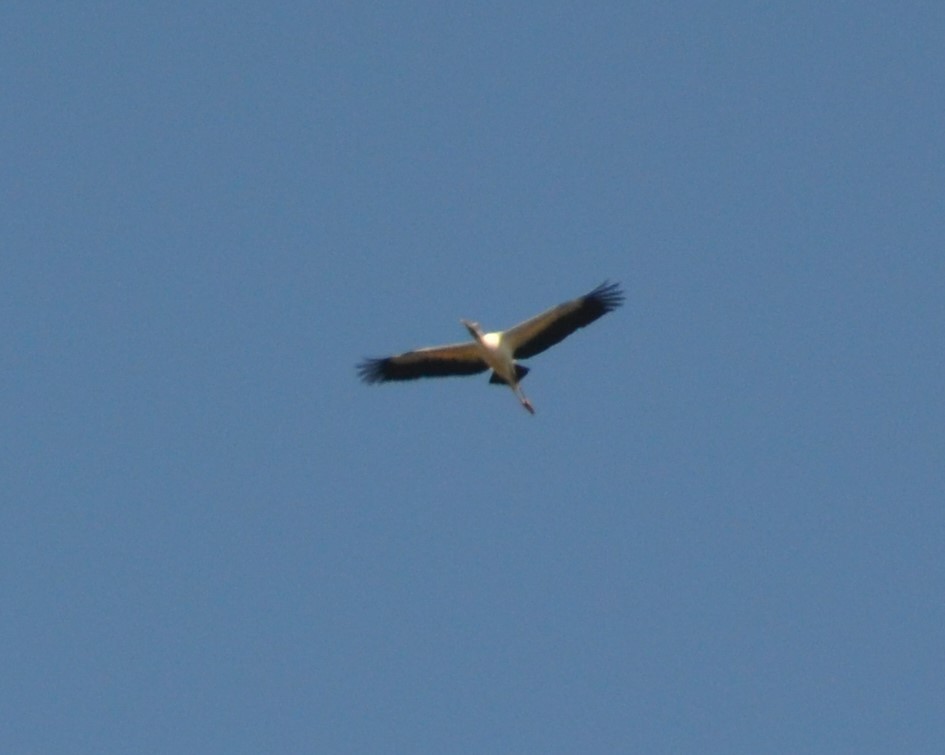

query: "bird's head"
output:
460 319 483 341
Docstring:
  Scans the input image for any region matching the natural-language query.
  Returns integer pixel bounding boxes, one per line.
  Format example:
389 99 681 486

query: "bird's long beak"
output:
460 319 481 340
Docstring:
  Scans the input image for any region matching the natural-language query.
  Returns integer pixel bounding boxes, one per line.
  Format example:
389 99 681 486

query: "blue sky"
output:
3 3 943 752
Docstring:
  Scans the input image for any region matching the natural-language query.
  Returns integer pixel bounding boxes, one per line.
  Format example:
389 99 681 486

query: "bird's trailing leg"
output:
514 384 535 414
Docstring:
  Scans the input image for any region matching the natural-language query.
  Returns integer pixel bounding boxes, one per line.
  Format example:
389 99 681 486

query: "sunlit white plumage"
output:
357 281 624 414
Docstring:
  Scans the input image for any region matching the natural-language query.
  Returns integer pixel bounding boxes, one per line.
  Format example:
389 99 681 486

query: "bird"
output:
357 280 624 414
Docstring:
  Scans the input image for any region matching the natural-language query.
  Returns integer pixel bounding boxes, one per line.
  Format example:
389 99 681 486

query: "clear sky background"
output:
3 3 943 753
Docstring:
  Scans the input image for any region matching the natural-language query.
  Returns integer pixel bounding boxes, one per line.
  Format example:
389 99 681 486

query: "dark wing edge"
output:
512 280 625 359
357 350 488 384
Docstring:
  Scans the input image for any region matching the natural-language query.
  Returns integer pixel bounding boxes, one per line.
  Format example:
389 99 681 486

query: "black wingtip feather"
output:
587 280 625 313
356 357 387 384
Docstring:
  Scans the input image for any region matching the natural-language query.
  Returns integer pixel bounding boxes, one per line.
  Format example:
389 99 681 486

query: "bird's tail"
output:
488 364 530 385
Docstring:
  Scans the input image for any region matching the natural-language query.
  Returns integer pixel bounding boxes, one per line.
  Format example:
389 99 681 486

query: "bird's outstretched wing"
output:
503 281 625 359
357 342 487 383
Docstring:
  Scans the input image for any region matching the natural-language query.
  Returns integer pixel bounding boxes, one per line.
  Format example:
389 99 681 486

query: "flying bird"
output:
357 280 624 414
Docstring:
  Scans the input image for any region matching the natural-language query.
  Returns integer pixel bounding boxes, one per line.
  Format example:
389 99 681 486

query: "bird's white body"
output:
464 325 534 413
475 332 511 376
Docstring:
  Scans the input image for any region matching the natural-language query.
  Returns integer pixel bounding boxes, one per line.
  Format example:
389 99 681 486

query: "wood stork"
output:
357 281 624 414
